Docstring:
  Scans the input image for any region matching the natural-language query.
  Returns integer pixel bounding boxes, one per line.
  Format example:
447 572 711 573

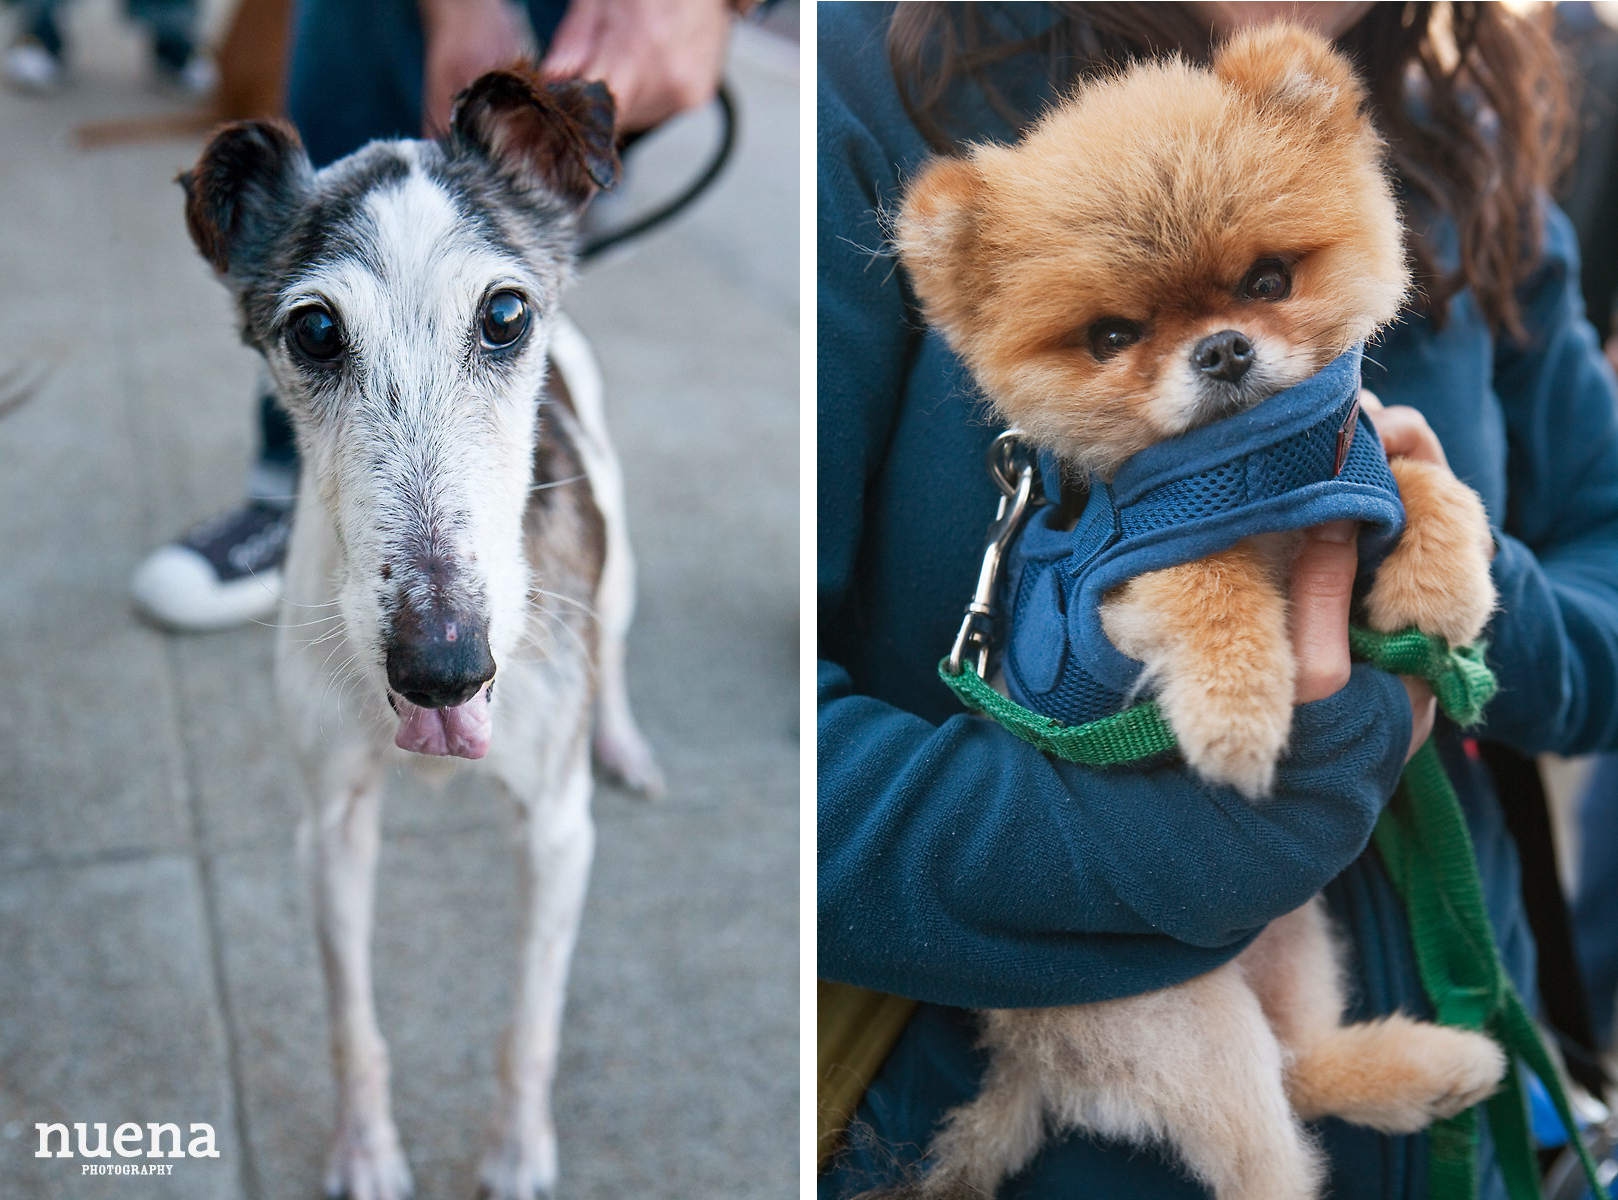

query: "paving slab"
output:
213 783 796 1200
0 212 193 869
0 857 243 1200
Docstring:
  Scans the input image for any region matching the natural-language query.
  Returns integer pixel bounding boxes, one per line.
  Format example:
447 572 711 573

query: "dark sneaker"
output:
131 502 292 631
151 32 215 97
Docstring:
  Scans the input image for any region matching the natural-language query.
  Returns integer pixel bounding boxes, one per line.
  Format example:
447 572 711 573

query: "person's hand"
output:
1358 388 1449 754
1400 675 1439 756
540 0 732 133
1289 518 1436 760
1358 388 1448 468
419 0 527 137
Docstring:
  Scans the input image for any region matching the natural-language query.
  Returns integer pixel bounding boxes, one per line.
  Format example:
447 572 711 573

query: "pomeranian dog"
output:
888 25 1505 1200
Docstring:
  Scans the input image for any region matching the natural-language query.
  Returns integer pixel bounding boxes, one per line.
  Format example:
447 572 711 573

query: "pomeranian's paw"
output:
1289 1015 1505 1134
1103 552 1294 801
1414 1029 1510 1123
1158 670 1293 800
1365 458 1496 646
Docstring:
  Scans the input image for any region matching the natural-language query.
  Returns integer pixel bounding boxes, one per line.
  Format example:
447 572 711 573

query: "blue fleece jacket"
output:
817 5 1618 1198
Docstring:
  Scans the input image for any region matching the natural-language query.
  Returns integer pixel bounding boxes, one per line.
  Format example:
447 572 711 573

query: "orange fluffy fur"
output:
897 25 1408 476
886 25 1503 1200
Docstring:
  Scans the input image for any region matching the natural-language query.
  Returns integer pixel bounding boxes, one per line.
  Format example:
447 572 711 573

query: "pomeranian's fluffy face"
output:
896 25 1410 479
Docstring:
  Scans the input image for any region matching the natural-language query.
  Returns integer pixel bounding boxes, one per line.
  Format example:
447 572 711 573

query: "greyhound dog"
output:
181 70 661 1200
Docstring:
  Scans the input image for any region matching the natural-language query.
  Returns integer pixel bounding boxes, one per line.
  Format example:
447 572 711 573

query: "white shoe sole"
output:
4 43 62 93
130 545 284 632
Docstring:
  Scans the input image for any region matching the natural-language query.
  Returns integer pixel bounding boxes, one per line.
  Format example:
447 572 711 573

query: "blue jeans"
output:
257 0 569 481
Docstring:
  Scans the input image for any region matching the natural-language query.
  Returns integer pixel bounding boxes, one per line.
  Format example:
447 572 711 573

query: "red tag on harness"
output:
1334 395 1361 477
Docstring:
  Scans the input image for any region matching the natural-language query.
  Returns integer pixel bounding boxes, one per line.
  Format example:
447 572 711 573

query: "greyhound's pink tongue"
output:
394 687 491 759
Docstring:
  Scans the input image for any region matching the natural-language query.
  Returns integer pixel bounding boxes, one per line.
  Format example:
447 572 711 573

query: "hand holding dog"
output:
541 0 732 132
1289 516 1436 760
419 0 527 137
1359 388 1450 469
1352 389 1456 756
418 0 733 139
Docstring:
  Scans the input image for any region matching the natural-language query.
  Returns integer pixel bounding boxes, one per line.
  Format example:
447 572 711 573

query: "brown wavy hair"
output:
887 2 1574 340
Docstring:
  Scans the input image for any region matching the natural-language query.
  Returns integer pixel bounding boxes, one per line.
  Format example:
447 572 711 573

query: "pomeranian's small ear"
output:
894 155 986 335
450 69 619 209
181 119 309 276
1213 24 1368 136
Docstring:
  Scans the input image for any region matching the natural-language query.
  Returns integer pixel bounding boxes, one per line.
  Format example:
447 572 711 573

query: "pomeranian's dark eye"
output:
481 290 531 349
1241 259 1292 302
1087 319 1144 361
288 306 344 363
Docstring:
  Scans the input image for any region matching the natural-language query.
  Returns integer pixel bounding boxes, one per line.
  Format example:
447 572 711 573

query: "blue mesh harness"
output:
999 346 1406 725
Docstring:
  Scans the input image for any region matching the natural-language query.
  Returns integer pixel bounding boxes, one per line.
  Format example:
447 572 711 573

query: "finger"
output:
541 7 603 77
1358 387 1382 412
1367 404 1448 468
423 77 454 137
1402 677 1437 760
572 42 663 131
1290 519 1358 704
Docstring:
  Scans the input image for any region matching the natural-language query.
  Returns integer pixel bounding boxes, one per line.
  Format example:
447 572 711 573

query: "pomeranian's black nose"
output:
1192 330 1254 384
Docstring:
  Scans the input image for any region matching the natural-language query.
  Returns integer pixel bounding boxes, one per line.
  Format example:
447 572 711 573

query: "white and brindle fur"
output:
182 74 659 1200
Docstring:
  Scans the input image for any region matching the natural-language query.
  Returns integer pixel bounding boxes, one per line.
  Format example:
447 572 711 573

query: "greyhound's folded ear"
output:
180 120 310 277
450 68 620 209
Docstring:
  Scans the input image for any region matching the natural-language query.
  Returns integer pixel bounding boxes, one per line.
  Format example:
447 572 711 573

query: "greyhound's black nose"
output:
1192 329 1254 384
385 607 496 709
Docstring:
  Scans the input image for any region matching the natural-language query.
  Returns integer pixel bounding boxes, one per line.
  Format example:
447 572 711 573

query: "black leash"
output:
580 81 738 263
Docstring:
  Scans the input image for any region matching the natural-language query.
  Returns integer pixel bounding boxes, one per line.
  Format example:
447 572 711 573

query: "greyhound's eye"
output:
481 291 531 350
288 306 344 363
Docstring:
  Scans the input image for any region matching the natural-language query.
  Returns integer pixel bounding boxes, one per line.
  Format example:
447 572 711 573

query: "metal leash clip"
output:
946 430 1048 679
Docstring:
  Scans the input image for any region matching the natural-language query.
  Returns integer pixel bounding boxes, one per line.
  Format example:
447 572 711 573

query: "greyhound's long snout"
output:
385 603 496 709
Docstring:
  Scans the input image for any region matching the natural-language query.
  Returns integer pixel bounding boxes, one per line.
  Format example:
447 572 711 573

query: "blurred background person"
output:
4 0 216 93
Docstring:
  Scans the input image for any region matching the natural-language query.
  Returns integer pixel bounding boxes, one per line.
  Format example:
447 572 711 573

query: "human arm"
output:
817 668 1413 1010
819 511 1417 1010
1475 205 1618 755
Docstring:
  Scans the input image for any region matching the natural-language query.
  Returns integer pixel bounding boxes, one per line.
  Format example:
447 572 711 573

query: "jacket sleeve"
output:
815 41 1413 1011
818 661 1413 1009
1480 204 1618 756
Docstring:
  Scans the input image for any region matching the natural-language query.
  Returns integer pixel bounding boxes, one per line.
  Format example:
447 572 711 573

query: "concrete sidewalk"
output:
0 4 798 1198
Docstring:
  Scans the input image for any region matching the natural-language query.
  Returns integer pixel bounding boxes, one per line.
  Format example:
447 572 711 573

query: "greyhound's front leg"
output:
479 733 596 1200
307 751 413 1200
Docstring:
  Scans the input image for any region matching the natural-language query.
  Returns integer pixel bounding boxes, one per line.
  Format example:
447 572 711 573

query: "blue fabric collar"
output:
1001 345 1407 725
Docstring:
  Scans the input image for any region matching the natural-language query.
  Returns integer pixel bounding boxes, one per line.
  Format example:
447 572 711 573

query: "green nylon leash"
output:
1347 626 1498 729
1375 740 1609 1200
939 628 1608 1200
939 626 1498 753
938 663 1178 764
